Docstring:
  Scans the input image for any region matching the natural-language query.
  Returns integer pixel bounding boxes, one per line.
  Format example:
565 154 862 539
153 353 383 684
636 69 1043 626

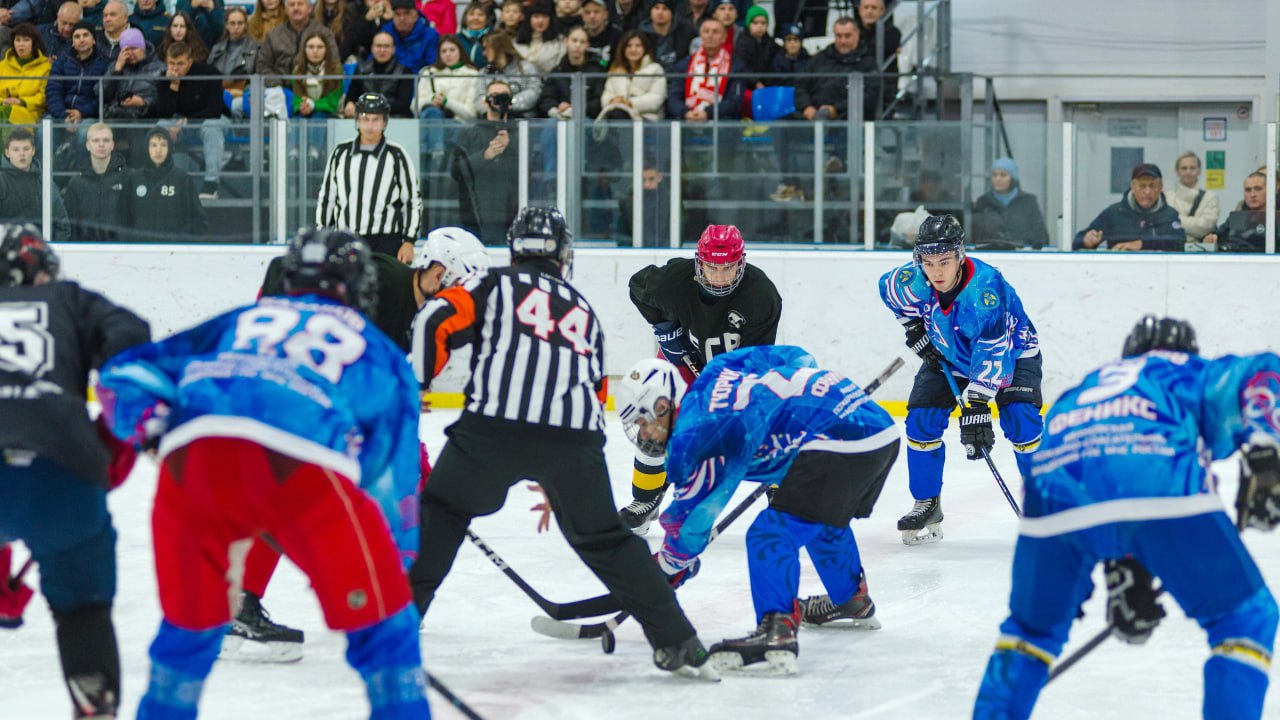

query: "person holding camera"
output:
452 78 520 243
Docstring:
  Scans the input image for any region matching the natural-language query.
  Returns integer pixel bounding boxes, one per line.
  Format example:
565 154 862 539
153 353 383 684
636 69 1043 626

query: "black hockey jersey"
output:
628 257 782 371
0 282 150 485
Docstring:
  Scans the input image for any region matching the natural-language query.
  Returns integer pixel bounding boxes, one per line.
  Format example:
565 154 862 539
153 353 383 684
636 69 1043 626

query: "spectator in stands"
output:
0 128 70 238
639 0 691 71
415 33 478 165
209 7 257 118
381 0 437 72
970 157 1050 249
497 0 522 36
40 1 81 62
770 21 808 76
857 0 898 117
606 0 641 32
538 23 601 119
155 40 229 199
130 0 170 47
514 1 563 73
0 24 50 125
735 4 773 89
794 16 877 122
344 31 413 116
476 30 540 116
120 124 208 240
47 20 105 139
62 122 126 241
176 0 225 47
1204 170 1273 253
457 2 491 68
597 30 663 120
291 28 343 116
102 27 163 119
81 0 107 32
681 0 710 34
97 0 129 59
417 0 455 36
1074 163 1186 251
1164 150 1220 246
452 77 519 243
313 0 361 61
247 0 285 42
775 0 822 38
256 0 339 86
554 0 582 30
2 0 57 30
160 12 209 63
664 18 742 121
579 0 617 66
707 0 737 49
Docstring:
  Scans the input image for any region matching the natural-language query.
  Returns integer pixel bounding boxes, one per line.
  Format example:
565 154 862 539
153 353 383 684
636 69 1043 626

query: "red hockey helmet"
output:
694 224 745 297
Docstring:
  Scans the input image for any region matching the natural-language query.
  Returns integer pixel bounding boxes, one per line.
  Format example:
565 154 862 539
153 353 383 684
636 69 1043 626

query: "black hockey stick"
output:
531 357 906 647
465 530 620 620
9 557 33 590
943 370 1022 518
427 672 485 720
1046 586 1167 683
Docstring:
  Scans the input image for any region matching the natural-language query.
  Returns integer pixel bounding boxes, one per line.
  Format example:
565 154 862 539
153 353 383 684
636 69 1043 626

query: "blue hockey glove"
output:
959 396 994 460
1104 557 1165 645
655 551 701 589
1237 441 1280 532
652 321 697 370
903 319 945 370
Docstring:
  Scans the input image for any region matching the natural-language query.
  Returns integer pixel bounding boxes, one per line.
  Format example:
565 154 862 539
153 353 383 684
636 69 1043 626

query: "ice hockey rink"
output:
3 409 1279 719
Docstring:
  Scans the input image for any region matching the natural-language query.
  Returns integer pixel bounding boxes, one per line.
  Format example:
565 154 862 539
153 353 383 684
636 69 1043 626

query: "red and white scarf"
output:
684 46 732 110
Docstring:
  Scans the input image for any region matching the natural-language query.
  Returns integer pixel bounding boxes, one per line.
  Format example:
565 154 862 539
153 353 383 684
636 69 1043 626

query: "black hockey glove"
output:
903 319 945 371
959 396 994 461
1237 441 1280 532
1104 557 1165 645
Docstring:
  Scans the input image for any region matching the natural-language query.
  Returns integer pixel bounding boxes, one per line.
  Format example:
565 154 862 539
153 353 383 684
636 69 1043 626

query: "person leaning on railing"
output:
1203 170 1275 253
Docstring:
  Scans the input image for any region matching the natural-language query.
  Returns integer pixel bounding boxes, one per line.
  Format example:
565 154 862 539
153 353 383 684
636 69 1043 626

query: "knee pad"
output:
905 407 949 449
1207 586 1278 676
997 402 1044 451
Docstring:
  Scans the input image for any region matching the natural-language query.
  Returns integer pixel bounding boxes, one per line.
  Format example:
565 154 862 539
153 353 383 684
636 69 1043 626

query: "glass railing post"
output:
517 119 529 209
813 120 824 243
669 121 681 248
631 119 643 247
1267 121 1276 254
1060 121 1074 251
864 121 876 250
250 75 265 243
41 117 52 241
272 118 288 244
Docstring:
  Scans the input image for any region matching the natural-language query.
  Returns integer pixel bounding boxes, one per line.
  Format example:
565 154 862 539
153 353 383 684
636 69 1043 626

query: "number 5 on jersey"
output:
515 288 593 355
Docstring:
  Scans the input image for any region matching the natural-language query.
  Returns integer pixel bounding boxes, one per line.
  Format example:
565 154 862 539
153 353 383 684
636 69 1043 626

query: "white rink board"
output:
56 245 1280 402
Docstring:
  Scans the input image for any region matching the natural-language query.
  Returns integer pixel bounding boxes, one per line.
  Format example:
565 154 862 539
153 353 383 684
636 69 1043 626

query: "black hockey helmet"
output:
354 91 391 118
0 223 60 287
280 227 378 316
914 214 967 265
508 206 573 277
1122 314 1199 357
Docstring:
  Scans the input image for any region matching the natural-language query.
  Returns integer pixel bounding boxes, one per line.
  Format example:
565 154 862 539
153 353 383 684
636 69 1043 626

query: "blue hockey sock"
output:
346 605 431 720
973 644 1051 720
1202 586 1277 720
136 621 226 720
905 407 948 499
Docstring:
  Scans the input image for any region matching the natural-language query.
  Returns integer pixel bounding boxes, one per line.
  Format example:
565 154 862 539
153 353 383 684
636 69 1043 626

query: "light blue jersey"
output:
658 346 898 566
879 257 1039 397
98 294 422 565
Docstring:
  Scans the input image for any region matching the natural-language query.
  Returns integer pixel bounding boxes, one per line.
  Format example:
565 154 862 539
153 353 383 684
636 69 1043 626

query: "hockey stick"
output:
464 530 620 620
9 557 34 590
942 369 1022 518
427 671 485 720
1046 586 1168 683
531 357 906 645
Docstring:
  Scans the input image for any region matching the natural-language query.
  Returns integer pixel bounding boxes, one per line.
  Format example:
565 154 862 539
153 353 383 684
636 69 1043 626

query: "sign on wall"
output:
1205 150 1226 190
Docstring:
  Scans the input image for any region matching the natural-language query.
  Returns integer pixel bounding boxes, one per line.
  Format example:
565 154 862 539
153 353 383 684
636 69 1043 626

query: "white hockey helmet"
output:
412 227 490 288
616 358 688 456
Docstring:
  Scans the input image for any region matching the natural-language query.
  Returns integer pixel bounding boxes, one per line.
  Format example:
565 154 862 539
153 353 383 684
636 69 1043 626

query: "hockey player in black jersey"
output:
410 207 715 678
0 224 150 718
620 224 783 533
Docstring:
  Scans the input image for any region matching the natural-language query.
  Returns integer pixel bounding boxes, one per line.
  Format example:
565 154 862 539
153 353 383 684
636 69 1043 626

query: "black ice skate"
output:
219 591 304 664
708 612 800 676
618 489 665 535
897 496 943 546
799 572 882 629
653 635 720 681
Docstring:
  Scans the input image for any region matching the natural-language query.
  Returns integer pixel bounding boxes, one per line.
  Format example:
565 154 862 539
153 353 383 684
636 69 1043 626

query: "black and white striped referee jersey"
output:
315 137 422 241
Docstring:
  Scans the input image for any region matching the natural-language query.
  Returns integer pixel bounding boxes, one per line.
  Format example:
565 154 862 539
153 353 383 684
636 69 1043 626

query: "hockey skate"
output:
799 572 881 630
618 490 665 535
898 496 943 546
654 635 721 681
219 592 304 663
708 612 800 676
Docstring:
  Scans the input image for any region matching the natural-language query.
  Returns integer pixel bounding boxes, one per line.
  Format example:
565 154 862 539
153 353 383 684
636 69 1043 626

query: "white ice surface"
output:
3 412 1278 719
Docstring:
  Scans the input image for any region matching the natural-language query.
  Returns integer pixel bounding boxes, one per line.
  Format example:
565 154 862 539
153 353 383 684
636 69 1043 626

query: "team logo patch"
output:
727 310 745 329
899 268 914 283
630 369 641 380
1243 371 1280 435
347 589 367 610
982 291 998 308
135 186 147 198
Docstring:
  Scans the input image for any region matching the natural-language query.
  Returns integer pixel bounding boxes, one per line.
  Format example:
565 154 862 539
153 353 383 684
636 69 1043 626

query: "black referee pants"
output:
409 413 697 650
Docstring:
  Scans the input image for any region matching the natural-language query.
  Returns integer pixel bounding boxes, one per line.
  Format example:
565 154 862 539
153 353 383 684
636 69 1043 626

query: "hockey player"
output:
878 214 1042 545
0 224 151 719
616 347 900 675
410 206 716 677
227 226 491 660
620 224 783 534
974 316 1280 720
98 229 430 719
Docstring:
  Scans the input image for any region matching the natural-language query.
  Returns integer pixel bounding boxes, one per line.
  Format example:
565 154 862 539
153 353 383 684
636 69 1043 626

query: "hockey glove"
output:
959 396 995 461
655 550 701 590
1236 441 1280 532
652 321 700 376
1104 557 1165 645
139 402 171 454
0 546 33 630
903 319 945 371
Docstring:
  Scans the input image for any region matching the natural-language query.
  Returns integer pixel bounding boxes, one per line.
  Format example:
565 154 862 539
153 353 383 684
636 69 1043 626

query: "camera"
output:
486 91 513 123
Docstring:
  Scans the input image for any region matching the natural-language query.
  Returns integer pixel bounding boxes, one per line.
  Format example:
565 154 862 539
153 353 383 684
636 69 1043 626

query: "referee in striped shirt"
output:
315 92 422 261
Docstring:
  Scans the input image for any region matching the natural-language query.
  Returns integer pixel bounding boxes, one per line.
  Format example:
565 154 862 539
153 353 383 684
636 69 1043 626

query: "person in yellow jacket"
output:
0 24 52 125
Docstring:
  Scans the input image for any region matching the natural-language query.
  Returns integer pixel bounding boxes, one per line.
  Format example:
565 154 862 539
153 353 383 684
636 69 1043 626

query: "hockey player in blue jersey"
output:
97 229 430 720
974 316 1280 720
616 346 900 675
878 214 1042 544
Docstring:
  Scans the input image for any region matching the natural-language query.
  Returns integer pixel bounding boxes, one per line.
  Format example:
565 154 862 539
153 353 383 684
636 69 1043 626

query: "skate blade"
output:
218 635 303 664
673 662 721 682
709 650 797 677
806 616 883 631
900 524 943 546
627 520 652 536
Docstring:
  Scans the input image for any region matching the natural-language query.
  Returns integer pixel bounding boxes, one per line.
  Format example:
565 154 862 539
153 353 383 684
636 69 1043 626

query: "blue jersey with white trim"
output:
1028 351 1280 517
659 345 897 563
879 257 1039 397
98 294 422 564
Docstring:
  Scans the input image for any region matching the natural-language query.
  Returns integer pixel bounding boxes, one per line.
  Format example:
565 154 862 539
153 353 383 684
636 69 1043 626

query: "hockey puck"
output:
600 629 616 654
